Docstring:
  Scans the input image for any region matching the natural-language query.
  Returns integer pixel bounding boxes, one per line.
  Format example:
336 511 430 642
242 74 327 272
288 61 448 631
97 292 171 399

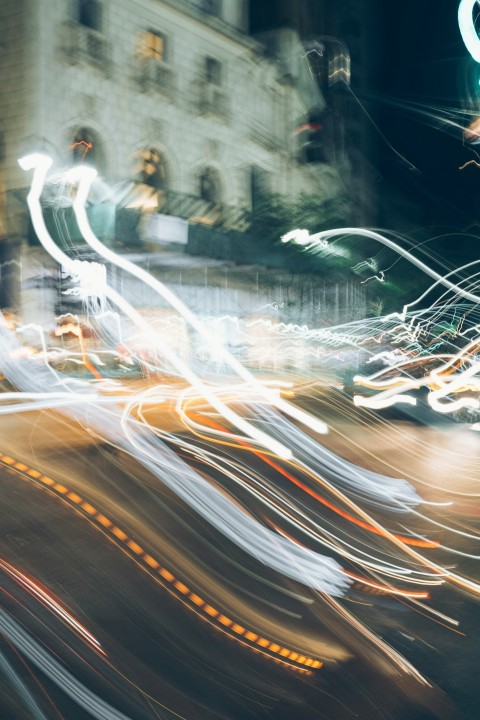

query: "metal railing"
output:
137 58 176 99
197 81 229 119
161 189 249 230
61 22 111 73
249 121 285 152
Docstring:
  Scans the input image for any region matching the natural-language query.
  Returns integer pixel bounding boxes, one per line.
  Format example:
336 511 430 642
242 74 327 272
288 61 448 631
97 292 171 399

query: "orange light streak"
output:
54 322 102 379
184 407 439 550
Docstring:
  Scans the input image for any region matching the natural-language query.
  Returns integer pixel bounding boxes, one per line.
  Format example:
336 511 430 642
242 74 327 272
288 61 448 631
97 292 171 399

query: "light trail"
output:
0 449 326 671
0 644 55 720
282 228 480 415
67 164 329 437
353 337 480 414
7 152 480 695
281 227 480 316
0 609 134 720
459 0 480 62
181 403 438 549
19 153 291 459
0 559 105 656
177 393 480 601
0 323 350 600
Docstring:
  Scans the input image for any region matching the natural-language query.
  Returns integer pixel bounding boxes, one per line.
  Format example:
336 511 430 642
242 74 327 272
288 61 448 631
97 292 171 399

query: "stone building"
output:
0 0 346 316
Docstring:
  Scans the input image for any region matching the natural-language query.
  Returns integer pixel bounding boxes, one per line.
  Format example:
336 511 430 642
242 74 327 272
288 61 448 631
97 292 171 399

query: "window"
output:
78 0 102 31
303 109 328 164
135 148 168 189
199 167 221 204
71 127 105 172
200 0 221 17
142 31 167 62
72 128 95 163
250 166 271 212
205 57 222 86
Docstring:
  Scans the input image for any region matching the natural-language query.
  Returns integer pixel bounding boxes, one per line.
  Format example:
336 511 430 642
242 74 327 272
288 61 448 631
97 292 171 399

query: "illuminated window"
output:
78 0 102 31
142 30 167 62
205 57 222 85
135 148 168 189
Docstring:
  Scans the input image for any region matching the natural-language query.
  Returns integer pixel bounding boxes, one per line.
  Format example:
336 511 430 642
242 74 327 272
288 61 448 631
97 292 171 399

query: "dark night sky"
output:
251 0 480 230
378 0 480 228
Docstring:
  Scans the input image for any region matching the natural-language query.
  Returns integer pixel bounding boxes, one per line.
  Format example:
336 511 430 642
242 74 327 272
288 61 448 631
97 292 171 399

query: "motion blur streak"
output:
459 0 480 62
282 226 480 314
67 164 329 436
19 153 292 461
0 323 349 598
179 383 480 600
353 337 480 415
343 573 430 599
7 150 480 709
0 647 51 720
0 609 133 719
13 154 353 595
181 391 426 513
183 405 439 548
0 453 326 669
0 559 105 655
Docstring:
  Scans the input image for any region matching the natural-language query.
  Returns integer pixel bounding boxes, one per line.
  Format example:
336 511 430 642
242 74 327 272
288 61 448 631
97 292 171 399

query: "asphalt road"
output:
0 463 313 719
1 388 479 719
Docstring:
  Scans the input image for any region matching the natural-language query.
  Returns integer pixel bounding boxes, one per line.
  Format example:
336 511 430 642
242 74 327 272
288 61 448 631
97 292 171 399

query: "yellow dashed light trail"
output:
0 449 322 674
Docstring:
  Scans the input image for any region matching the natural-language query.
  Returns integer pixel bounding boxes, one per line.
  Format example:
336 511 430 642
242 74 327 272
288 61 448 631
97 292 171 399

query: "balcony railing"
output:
162 189 248 230
137 58 176 99
61 22 111 73
116 179 250 231
249 121 285 152
198 81 229 119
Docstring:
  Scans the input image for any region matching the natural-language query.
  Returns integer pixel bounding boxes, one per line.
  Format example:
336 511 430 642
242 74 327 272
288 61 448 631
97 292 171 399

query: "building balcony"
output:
163 189 248 231
197 82 229 120
249 121 285 152
136 59 176 99
61 21 112 74
121 184 249 232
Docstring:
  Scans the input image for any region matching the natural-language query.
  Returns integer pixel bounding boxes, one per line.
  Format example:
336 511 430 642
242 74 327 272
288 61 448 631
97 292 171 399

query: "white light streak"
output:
67 164 328 437
459 0 480 62
19 155 292 459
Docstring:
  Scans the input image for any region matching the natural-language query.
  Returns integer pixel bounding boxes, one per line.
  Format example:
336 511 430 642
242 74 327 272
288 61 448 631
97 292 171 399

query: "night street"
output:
2 1 480 718
0 385 478 718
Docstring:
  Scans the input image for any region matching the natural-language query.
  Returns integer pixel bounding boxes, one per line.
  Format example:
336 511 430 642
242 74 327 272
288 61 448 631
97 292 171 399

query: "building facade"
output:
0 0 347 316
0 0 343 216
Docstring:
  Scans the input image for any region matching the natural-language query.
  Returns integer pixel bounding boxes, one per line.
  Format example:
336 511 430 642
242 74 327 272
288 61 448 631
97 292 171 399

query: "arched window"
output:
135 148 168 189
199 167 221 204
78 0 103 31
71 127 104 172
